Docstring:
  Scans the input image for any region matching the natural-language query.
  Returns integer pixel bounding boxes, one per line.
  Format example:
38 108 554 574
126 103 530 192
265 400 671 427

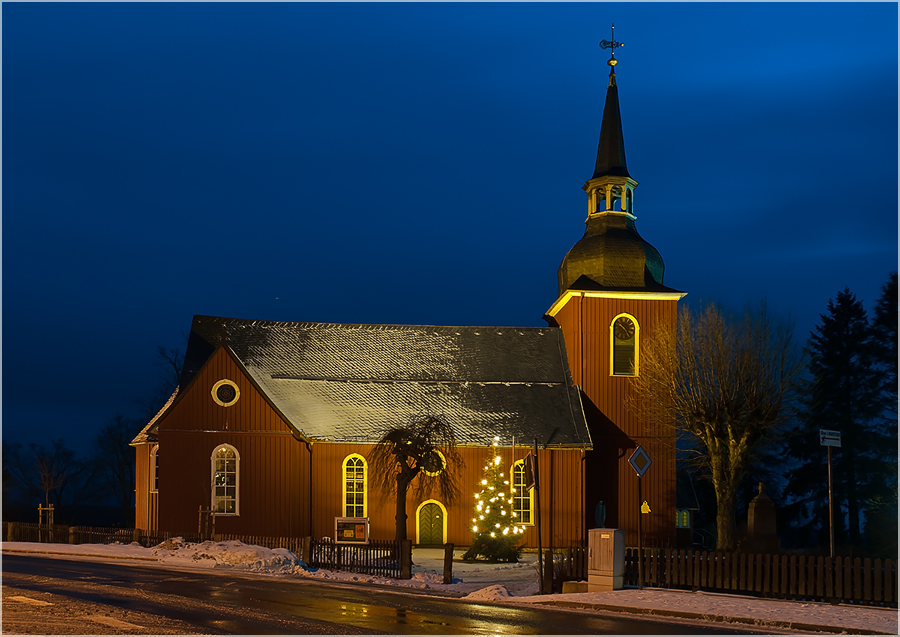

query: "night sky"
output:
3 3 897 454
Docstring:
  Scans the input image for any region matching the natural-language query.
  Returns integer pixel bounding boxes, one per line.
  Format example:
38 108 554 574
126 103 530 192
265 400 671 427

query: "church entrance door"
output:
417 501 444 545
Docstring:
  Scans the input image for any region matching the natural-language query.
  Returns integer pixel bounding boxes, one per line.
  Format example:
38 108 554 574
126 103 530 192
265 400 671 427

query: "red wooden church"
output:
133 48 685 549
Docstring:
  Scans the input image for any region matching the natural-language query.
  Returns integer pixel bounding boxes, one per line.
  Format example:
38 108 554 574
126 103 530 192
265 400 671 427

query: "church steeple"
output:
584 24 636 215
591 26 630 180
554 27 681 296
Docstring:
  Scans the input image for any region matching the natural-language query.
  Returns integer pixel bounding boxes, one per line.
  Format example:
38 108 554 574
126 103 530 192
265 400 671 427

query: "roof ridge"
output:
194 314 552 332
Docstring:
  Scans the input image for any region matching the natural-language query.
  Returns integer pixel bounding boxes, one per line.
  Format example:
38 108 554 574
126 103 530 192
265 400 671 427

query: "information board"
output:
334 517 370 544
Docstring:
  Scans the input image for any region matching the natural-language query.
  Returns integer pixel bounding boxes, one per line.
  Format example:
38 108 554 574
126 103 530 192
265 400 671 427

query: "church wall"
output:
133 443 157 532
156 347 309 536
554 295 678 546
307 443 584 548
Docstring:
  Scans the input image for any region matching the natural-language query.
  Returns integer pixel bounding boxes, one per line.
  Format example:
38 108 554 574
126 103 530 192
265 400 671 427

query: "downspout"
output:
305 441 313 537
582 451 587 546
580 292 585 386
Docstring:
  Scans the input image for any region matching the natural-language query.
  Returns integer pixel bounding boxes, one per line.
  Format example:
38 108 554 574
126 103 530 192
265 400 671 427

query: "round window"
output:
211 379 240 407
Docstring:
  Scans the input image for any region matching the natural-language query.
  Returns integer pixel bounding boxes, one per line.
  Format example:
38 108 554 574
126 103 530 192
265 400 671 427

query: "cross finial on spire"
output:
599 23 624 61
599 24 624 86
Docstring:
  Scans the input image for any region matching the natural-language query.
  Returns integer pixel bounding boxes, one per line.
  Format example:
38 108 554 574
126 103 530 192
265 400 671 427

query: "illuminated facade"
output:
544 47 686 546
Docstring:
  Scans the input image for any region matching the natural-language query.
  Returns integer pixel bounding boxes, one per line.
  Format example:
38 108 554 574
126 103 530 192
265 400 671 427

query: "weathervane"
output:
599 23 624 62
599 23 623 85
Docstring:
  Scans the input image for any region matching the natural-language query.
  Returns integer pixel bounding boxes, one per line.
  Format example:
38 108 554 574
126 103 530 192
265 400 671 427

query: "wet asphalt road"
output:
3 554 758 634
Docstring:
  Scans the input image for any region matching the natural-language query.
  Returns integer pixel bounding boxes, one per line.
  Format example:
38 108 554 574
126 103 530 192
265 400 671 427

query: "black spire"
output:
592 25 630 179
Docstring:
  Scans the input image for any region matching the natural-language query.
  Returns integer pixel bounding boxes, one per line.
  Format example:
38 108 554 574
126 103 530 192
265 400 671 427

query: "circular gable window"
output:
211 379 240 407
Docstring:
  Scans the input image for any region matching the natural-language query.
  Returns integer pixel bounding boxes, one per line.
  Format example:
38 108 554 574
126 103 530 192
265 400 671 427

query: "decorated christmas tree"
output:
462 438 524 562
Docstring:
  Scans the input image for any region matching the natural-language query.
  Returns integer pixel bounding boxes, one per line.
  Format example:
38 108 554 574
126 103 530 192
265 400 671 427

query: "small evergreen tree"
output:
463 439 523 562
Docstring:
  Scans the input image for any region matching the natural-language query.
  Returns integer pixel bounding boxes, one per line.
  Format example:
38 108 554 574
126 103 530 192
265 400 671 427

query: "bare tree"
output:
136 344 184 420
369 413 463 542
3 439 101 519
629 302 801 551
94 414 138 526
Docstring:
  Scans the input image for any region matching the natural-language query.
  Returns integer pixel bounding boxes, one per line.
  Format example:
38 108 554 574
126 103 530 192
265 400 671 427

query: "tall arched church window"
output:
611 314 639 376
343 454 367 518
150 445 159 493
512 460 534 525
211 444 240 515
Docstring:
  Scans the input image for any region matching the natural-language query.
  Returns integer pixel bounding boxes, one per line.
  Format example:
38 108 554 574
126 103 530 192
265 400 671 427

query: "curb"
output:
528 599 896 635
2 548 159 562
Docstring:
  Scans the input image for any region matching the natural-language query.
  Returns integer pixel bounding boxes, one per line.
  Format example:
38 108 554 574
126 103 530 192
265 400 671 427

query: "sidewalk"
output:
410 548 898 635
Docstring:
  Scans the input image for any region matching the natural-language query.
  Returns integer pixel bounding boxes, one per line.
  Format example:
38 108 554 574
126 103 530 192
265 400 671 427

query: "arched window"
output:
150 445 159 493
512 460 534 525
611 313 639 376
211 444 240 515
342 454 367 518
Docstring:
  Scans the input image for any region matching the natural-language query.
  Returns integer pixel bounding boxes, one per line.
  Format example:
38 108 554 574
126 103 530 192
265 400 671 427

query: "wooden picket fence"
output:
308 537 406 579
214 534 406 579
556 545 897 607
626 548 897 607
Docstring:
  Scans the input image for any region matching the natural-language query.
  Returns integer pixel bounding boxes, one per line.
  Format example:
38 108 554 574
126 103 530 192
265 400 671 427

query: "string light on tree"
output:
462 436 523 562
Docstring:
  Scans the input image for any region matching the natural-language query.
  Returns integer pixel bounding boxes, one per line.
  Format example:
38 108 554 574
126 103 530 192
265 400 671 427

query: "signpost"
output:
532 439 544 594
628 446 652 590
820 429 841 558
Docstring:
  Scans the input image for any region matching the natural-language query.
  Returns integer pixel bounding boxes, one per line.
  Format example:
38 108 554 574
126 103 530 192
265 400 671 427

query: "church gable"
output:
158 346 297 437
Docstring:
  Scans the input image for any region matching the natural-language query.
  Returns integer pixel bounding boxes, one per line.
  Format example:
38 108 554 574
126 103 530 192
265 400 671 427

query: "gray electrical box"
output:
588 528 624 591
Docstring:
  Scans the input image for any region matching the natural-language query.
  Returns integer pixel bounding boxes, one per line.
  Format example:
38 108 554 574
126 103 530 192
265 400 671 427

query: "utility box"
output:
588 528 624 591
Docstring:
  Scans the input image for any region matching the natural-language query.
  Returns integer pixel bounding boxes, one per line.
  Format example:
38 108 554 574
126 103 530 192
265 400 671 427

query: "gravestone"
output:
745 482 781 554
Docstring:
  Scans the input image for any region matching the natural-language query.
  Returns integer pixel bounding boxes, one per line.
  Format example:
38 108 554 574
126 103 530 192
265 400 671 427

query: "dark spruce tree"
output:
785 288 890 552
867 273 898 557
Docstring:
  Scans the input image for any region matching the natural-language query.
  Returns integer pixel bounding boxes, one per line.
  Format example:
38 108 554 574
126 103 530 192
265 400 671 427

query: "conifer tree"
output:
867 273 898 556
785 288 890 550
872 273 897 423
462 439 523 562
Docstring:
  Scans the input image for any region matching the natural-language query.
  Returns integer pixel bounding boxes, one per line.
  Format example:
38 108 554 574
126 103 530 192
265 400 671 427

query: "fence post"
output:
7 522 15 542
400 539 412 579
69 526 77 545
133 528 141 544
301 537 312 564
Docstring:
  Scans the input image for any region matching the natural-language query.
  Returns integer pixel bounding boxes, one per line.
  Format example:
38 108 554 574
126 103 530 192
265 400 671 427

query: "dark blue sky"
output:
3 3 897 453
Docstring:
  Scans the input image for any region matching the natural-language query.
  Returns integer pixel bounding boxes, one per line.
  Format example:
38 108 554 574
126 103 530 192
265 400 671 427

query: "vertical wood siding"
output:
155 346 586 546
555 295 679 546
134 444 150 530
308 443 583 547
157 347 309 536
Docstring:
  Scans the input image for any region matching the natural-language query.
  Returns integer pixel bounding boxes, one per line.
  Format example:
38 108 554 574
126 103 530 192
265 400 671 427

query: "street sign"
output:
820 429 841 447
628 446 652 477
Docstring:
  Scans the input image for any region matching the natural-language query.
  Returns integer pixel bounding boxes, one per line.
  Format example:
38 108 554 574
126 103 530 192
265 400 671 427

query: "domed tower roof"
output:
557 29 680 296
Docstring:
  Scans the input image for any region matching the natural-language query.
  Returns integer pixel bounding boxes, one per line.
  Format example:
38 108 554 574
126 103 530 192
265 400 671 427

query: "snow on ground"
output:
4 540 897 635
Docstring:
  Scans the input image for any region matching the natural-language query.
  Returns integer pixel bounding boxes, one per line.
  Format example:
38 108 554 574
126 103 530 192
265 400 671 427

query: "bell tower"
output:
545 27 686 546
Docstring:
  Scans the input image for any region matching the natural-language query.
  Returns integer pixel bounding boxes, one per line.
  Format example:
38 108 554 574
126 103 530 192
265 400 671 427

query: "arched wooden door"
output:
417 501 445 545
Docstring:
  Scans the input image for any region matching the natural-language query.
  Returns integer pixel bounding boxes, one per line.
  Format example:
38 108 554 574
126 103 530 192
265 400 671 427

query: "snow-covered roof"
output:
178 315 591 447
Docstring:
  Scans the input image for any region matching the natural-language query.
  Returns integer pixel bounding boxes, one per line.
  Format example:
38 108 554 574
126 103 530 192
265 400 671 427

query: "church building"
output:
132 41 684 549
